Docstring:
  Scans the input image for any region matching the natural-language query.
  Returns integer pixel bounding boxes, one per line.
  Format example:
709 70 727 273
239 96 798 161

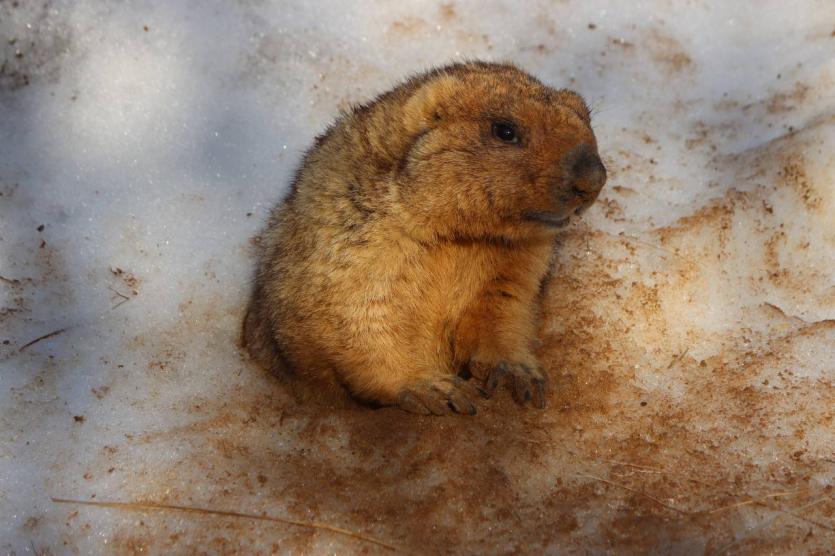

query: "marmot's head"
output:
393 62 606 239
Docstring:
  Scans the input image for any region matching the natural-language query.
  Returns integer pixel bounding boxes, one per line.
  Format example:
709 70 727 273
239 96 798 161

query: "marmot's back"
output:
243 61 606 414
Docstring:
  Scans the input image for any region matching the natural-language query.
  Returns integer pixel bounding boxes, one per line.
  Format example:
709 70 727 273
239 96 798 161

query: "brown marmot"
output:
243 61 606 415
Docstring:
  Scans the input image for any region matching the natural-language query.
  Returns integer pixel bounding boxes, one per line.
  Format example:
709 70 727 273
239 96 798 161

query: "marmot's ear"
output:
402 75 459 136
554 89 591 124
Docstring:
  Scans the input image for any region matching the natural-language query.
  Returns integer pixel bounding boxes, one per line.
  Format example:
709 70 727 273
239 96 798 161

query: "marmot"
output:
243 61 606 415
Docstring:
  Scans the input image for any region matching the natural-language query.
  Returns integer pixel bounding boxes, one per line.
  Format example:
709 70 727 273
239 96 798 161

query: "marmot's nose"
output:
562 144 607 197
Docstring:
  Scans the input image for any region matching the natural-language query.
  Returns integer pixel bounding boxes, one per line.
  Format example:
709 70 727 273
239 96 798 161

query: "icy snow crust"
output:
1 0 834 553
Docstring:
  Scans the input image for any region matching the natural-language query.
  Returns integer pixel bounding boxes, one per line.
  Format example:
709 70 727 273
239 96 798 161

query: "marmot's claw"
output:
451 376 490 400
397 376 481 416
397 392 433 415
483 361 548 409
532 376 547 409
486 362 507 394
443 387 477 415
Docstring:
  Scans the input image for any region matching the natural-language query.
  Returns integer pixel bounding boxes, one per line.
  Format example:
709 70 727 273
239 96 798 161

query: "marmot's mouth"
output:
523 211 570 227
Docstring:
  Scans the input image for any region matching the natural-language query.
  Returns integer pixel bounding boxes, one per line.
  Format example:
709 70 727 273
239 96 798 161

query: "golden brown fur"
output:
243 61 606 415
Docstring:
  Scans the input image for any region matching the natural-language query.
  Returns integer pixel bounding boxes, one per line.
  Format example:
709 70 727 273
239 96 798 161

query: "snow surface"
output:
1 0 834 553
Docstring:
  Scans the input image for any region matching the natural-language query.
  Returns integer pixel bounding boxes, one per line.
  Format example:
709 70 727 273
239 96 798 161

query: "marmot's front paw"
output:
469 360 548 409
397 376 488 416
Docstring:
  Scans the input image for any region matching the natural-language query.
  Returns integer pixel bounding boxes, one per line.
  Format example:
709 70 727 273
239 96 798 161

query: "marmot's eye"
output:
492 121 519 144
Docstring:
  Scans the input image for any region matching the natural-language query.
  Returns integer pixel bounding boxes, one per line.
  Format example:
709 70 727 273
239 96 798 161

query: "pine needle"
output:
707 488 810 514
51 497 399 552
578 473 691 515
19 328 67 352
711 497 829 555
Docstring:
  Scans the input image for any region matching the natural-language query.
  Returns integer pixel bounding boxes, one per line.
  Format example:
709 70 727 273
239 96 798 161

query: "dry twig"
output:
0 274 21 285
602 460 664 473
667 347 690 369
578 473 691 515
107 286 131 309
51 497 399 552
617 233 688 262
19 328 67 352
711 496 829 555
707 488 811 514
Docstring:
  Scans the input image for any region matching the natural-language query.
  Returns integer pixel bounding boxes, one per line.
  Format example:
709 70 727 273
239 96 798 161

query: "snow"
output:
1 0 834 553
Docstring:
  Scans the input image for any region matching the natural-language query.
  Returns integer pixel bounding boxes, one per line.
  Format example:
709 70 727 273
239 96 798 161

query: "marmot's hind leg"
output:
241 298 282 372
242 300 355 408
